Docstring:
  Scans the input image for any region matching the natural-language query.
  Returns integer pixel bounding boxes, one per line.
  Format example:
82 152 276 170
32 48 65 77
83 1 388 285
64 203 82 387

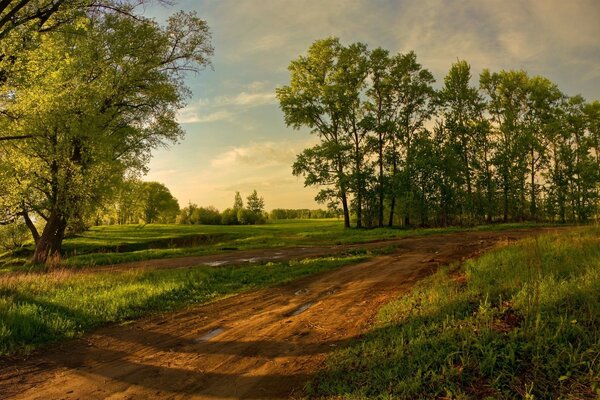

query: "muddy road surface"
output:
0 228 562 399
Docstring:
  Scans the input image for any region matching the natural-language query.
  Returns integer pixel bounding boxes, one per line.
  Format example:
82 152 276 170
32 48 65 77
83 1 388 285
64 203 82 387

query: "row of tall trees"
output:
0 1 213 263
277 38 600 228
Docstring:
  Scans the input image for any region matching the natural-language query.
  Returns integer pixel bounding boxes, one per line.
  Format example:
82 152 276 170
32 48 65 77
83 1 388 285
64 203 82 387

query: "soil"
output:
0 228 563 399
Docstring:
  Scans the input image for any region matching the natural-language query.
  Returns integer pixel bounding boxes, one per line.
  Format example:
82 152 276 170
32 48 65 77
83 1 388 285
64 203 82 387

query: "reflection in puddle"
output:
290 302 313 316
205 261 227 267
196 327 225 342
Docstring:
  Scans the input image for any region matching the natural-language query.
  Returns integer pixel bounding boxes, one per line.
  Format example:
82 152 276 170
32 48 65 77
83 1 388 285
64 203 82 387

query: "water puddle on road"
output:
289 302 313 316
205 261 227 267
195 327 225 342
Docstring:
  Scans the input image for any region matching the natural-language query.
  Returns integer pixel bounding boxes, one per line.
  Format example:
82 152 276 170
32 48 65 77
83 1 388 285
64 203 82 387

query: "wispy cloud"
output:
177 109 233 124
211 140 314 168
214 91 276 107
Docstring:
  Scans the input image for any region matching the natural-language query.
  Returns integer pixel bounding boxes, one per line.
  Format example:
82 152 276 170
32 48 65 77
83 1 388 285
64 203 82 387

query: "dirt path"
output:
0 228 562 399
85 227 560 274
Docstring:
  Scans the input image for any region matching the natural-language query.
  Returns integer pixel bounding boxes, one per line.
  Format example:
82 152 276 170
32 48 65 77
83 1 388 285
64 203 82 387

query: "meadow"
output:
308 227 600 399
1 219 554 272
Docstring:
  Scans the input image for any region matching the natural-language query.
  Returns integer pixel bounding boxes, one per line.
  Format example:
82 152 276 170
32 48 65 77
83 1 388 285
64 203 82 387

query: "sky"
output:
142 0 600 211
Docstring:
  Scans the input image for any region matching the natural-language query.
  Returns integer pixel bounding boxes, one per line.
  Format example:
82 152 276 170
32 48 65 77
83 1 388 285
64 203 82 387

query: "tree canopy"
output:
279 38 600 228
0 4 212 263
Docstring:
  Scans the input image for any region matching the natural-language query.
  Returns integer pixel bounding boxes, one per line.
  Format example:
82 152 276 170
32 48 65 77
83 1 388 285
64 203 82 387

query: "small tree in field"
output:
246 190 265 214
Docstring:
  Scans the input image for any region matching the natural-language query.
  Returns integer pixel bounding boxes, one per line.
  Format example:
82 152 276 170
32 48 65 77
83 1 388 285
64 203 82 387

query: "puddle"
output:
239 257 260 263
205 261 227 267
195 327 225 342
289 302 313 316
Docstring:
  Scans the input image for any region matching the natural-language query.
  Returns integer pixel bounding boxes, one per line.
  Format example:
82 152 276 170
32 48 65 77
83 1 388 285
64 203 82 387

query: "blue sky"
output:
143 0 600 210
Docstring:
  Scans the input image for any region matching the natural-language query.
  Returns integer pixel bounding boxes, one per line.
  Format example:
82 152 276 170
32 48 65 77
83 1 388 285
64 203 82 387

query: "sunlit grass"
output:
0 254 366 356
309 227 600 399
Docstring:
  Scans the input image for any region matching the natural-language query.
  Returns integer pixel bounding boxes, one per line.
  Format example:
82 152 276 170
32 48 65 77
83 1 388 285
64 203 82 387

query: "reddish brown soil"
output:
0 228 562 399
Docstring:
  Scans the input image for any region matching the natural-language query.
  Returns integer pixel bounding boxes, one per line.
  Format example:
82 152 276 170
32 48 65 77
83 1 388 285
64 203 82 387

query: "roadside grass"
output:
0 254 367 356
1 220 559 272
308 227 600 399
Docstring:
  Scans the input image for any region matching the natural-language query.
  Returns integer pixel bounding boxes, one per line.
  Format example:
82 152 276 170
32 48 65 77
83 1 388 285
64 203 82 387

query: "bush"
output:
220 208 239 225
237 208 265 225
191 206 221 225
0 222 31 250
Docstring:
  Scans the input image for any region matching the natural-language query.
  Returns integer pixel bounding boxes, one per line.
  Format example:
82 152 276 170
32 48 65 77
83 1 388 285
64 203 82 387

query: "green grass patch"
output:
0 254 366 356
309 227 600 399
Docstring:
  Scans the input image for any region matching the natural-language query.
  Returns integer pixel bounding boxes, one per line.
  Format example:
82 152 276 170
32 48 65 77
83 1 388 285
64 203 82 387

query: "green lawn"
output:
308 227 600 399
0 254 367 356
2 219 559 271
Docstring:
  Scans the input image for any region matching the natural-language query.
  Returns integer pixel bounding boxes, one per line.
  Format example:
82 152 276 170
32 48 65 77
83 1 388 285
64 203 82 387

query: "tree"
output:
0 10 212 263
246 190 265 214
233 191 244 210
278 38 353 228
480 69 530 222
141 182 180 224
438 60 488 223
386 51 436 226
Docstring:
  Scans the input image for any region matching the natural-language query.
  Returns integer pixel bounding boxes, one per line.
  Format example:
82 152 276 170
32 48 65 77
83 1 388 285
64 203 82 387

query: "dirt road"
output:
0 228 561 399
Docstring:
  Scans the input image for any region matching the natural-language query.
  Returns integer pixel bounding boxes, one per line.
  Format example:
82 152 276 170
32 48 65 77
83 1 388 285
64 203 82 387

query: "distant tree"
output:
192 206 221 225
141 182 180 224
233 192 244 210
246 190 265 214
221 208 238 225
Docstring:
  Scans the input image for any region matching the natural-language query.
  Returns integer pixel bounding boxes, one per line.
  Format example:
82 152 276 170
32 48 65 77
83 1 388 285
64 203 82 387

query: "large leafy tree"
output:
438 60 489 223
0 10 212 263
278 38 354 227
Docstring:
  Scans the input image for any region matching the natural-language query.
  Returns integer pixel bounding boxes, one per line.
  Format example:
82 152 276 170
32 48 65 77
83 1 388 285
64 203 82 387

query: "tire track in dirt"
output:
0 228 564 399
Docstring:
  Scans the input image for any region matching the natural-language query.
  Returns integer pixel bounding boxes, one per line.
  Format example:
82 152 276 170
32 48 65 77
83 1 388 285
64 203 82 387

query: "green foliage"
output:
0 254 366 356
140 182 180 224
246 189 265 214
0 221 30 251
279 39 600 229
0 6 212 263
309 228 600 399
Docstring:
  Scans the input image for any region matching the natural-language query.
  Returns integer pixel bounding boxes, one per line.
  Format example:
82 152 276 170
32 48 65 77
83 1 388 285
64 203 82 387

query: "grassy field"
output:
0 254 368 356
308 227 600 399
1 220 556 272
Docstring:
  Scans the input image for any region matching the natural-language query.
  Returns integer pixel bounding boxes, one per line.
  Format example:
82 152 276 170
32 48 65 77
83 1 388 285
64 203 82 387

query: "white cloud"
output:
177 108 233 124
214 91 276 107
210 140 313 168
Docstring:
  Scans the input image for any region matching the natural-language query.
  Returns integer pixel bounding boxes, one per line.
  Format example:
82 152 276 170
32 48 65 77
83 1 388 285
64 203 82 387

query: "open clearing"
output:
0 228 564 399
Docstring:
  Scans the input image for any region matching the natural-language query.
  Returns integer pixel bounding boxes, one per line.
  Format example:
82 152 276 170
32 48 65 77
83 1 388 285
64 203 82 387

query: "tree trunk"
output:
530 147 536 220
388 155 397 227
378 131 384 227
341 191 350 229
21 211 40 244
32 211 67 264
503 174 509 223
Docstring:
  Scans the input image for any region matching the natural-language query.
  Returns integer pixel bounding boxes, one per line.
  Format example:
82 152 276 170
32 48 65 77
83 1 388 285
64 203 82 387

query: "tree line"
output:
277 38 600 228
177 190 266 225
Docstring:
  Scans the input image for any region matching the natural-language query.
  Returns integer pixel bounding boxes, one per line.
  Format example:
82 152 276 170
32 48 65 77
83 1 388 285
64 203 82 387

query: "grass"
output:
308 227 600 399
0 253 367 356
1 219 558 272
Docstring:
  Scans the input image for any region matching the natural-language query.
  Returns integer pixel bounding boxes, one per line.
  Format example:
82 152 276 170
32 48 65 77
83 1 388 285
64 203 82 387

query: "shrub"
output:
220 208 239 225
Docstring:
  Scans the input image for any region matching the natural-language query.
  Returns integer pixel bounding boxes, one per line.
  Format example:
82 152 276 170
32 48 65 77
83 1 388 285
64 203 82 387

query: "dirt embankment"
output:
0 228 563 399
